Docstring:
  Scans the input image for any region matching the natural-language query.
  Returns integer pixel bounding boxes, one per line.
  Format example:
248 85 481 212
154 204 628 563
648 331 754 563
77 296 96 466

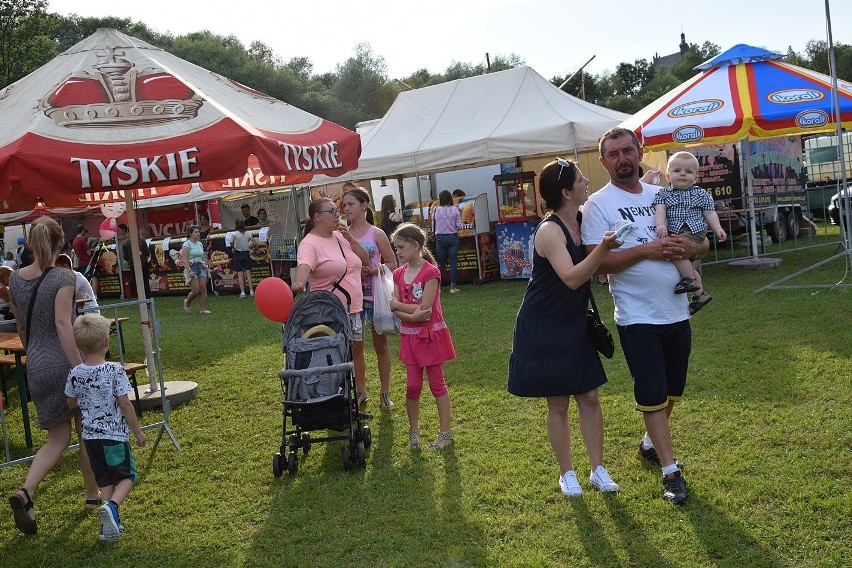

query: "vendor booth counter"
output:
403 193 499 285
95 229 274 298
493 171 541 280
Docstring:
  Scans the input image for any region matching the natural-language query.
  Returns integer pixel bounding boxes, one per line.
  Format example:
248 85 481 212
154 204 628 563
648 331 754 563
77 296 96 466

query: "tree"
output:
0 0 57 87
329 42 390 127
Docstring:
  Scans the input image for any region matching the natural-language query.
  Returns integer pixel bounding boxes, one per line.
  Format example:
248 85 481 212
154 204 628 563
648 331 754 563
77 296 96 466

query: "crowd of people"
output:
6 130 715 543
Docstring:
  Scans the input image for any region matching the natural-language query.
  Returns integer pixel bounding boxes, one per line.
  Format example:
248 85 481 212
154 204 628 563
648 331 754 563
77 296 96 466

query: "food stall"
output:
403 193 499 285
95 229 273 297
493 171 541 279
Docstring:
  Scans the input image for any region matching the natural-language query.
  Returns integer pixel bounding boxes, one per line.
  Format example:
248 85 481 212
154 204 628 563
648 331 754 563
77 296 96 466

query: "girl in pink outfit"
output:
390 223 456 450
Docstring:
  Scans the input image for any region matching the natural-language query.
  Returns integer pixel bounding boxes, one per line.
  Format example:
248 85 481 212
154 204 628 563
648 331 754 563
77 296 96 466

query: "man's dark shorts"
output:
617 320 691 412
84 439 138 487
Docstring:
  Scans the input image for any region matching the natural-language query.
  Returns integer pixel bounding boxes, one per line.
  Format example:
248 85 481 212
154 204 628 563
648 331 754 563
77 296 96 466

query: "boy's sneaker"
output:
589 466 620 492
637 442 684 470
98 501 122 542
100 523 125 541
558 471 583 497
662 471 688 505
239 293 246 299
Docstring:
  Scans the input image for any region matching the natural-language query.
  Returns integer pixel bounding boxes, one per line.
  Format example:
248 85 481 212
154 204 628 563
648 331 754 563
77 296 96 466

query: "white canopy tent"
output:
342 66 629 181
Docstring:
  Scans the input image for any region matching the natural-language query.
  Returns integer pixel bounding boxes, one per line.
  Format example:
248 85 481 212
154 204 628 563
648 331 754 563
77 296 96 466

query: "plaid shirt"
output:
653 185 715 234
432 205 462 235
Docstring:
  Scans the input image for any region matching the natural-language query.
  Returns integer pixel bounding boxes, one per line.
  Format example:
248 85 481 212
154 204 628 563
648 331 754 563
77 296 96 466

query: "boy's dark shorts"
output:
617 320 691 412
84 439 138 487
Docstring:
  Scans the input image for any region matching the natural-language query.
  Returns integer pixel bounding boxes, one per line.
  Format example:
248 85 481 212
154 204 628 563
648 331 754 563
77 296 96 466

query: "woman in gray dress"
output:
7 217 99 535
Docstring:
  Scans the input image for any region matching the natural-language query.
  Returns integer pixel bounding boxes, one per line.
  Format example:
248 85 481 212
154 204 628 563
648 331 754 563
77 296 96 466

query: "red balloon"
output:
254 277 294 323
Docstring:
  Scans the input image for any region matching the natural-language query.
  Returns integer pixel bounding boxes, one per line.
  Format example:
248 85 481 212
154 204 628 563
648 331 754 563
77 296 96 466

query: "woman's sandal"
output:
688 292 712 315
674 277 700 294
356 391 368 406
380 392 394 409
427 430 454 450
9 488 37 535
409 428 421 450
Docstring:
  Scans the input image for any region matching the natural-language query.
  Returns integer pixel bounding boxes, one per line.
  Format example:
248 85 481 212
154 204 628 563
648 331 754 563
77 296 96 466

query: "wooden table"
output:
0 332 31 448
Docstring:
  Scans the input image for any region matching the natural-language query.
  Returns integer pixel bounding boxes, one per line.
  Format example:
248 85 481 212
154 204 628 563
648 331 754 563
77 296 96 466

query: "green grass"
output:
1 245 850 567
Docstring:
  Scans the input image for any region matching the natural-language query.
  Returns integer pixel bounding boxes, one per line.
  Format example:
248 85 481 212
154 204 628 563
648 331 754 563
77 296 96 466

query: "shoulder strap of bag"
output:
559 217 604 320
332 236 352 310
25 266 54 347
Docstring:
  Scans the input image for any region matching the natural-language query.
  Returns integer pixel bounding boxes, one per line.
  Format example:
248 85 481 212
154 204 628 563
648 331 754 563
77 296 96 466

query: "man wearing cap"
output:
15 236 34 269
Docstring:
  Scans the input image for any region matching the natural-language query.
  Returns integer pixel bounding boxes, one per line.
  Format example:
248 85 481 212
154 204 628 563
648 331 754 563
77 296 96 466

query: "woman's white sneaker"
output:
559 471 583 497
589 465 620 492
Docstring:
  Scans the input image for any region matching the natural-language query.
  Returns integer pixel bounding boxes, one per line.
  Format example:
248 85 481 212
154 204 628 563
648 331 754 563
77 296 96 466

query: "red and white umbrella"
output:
0 28 359 202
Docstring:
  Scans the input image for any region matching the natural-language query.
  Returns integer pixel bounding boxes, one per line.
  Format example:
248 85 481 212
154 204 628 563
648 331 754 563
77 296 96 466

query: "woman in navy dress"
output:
508 158 621 497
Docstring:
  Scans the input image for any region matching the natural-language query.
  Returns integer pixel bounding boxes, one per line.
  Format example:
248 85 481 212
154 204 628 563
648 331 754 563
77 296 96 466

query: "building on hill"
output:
652 33 689 70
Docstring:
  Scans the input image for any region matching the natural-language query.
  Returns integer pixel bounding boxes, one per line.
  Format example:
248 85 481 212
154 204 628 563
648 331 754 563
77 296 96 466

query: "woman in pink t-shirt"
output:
291 198 371 399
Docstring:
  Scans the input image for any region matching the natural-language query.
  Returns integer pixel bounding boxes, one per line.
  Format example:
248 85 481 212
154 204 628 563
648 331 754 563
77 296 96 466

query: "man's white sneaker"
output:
559 471 583 497
589 465 620 492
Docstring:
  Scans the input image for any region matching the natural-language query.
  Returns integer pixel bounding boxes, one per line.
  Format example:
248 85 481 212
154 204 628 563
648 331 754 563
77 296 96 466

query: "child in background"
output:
390 223 456 450
653 151 727 314
65 314 146 543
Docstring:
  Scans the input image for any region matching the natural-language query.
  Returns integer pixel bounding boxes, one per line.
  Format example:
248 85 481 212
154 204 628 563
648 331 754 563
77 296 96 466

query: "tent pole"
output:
124 191 159 392
741 140 760 259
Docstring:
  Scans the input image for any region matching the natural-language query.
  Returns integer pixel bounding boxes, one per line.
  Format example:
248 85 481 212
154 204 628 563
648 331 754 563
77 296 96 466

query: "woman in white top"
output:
55 255 99 314
230 219 258 298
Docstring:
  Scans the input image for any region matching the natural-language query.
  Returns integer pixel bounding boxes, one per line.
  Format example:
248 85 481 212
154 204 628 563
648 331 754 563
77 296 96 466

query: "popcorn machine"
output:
493 172 539 223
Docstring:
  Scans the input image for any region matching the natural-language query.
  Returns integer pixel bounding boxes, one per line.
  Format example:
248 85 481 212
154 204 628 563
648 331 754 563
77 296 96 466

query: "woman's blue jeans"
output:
434 233 459 286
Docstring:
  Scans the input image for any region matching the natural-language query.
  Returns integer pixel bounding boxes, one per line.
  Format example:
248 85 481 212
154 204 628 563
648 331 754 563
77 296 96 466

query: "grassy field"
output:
0 244 850 567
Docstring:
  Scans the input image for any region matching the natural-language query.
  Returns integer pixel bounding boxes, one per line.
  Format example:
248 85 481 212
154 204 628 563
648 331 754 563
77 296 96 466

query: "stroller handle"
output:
278 362 353 380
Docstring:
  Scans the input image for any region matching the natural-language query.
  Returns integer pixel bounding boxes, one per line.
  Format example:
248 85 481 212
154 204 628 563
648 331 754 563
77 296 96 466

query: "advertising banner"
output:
496 222 538 279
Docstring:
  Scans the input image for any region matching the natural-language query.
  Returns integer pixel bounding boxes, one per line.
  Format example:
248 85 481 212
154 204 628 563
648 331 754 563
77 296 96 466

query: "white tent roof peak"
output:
348 66 628 180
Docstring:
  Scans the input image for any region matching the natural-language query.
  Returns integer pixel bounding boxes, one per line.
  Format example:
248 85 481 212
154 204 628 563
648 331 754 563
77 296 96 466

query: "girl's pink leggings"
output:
405 363 448 400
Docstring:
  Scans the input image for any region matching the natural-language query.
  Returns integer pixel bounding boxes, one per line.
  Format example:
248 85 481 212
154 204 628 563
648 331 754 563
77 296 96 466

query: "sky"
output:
46 0 852 81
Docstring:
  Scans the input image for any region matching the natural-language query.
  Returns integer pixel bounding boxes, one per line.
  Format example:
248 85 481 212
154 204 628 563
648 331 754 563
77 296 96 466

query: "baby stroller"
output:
273 290 371 477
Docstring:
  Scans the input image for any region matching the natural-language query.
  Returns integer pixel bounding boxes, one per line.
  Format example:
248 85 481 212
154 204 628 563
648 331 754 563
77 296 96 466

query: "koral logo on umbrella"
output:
667 99 723 118
768 89 824 104
795 110 829 128
39 46 202 128
673 126 704 143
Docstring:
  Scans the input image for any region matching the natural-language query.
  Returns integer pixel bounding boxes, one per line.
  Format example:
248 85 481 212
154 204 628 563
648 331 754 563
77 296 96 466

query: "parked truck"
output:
803 131 851 226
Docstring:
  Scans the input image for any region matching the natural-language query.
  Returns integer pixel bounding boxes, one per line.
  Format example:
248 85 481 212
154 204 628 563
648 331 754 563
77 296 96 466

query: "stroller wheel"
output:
341 446 351 472
301 433 312 454
362 426 372 451
356 444 366 469
287 451 299 476
288 433 298 449
272 452 284 478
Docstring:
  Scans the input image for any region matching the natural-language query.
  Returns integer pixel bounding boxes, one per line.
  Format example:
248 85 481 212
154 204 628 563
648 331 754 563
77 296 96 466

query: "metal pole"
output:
742 139 760 259
825 0 851 251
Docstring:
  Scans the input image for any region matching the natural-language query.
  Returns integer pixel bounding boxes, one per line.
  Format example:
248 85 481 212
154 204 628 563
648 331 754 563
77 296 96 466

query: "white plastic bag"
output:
372 264 399 335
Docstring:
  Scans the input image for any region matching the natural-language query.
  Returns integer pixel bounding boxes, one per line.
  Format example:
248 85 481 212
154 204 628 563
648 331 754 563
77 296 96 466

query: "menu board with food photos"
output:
96 230 272 297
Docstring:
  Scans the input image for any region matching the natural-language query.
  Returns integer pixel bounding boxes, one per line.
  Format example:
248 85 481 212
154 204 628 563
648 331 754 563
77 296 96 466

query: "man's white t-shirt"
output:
581 181 688 326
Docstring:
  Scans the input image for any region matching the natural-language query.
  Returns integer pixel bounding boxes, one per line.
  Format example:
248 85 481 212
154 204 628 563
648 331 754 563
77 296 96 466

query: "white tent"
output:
345 66 628 180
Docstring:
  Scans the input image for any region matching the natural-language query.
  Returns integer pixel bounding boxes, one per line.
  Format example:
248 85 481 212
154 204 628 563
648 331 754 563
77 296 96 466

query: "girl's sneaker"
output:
427 430 453 450
408 428 420 450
